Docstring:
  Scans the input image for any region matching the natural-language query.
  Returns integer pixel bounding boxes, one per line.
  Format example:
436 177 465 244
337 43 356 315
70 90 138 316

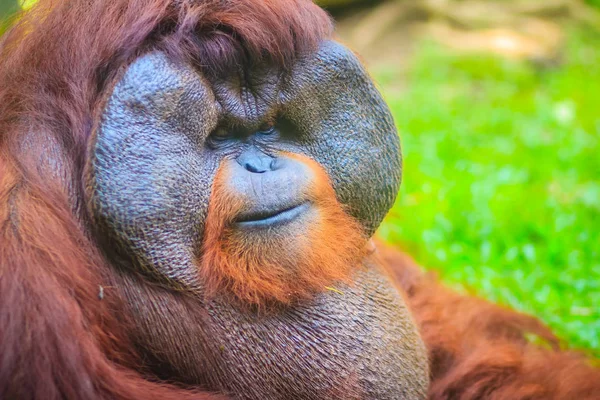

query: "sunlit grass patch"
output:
377 28 600 354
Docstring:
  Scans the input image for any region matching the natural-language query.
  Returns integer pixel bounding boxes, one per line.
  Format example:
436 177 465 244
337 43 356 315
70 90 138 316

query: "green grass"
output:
376 28 600 354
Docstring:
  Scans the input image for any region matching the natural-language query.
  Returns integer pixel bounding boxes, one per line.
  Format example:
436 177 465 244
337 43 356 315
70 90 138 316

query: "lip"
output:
234 202 311 229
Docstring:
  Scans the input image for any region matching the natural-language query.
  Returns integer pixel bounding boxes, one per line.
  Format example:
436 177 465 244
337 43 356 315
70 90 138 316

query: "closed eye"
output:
258 119 276 135
210 127 233 141
258 126 276 135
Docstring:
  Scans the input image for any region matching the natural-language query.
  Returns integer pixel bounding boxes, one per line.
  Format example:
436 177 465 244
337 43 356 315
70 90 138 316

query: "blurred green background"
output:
2 0 598 354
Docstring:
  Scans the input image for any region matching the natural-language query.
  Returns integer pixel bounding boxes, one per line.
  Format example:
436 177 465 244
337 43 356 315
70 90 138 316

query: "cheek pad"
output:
88 52 219 286
282 41 401 236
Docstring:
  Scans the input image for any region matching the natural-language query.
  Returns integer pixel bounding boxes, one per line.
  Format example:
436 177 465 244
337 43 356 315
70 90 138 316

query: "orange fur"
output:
199 154 366 309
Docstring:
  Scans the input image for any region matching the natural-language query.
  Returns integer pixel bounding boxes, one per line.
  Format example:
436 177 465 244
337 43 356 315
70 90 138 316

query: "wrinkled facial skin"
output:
87 41 427 399
89 41 401 287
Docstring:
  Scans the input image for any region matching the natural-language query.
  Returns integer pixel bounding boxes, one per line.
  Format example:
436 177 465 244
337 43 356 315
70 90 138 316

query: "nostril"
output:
270 157 284 170
236 148 274 174
245 162 267 174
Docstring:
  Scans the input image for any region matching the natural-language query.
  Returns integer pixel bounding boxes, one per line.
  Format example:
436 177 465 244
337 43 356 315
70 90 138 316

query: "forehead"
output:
106 41 365 127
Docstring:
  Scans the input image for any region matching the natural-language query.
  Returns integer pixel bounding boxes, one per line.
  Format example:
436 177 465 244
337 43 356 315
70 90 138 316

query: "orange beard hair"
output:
198 154 366 309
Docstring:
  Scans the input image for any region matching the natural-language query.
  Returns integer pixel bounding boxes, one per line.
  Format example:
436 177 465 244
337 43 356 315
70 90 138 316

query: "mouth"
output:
234 202 311 229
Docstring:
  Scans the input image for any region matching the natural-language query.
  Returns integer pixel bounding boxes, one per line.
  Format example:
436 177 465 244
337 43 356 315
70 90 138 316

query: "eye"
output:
258 121 276 135
211 127 233 141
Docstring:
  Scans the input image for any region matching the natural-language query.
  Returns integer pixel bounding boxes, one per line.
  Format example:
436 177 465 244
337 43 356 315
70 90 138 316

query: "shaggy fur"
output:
200 154 365 308
378 244 600 400
0 1 331 399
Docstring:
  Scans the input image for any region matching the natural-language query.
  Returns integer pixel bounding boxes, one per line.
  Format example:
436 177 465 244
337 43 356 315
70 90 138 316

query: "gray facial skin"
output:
87 41 428 399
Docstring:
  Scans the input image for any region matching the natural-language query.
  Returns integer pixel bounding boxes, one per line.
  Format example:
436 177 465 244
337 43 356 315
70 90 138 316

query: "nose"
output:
236 148 276 174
